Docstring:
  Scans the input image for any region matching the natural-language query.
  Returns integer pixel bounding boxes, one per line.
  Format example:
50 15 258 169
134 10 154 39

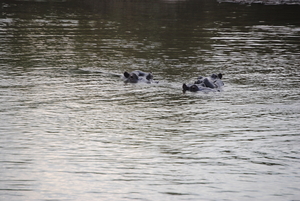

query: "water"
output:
1 0 300 200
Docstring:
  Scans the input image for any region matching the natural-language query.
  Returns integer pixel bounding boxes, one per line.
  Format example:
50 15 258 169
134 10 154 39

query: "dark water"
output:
1 0 300 200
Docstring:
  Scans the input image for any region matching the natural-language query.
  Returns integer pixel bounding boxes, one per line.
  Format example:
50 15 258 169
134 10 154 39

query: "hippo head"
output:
183 83 200 92
211 73 223 79
124 71 155 84
124 71 139 83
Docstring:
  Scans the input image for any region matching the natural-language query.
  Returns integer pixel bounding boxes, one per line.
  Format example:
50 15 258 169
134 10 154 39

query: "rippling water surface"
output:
1 0 300 200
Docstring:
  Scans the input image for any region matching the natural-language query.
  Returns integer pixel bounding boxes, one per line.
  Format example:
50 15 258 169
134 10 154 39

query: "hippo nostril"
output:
211 74 218 79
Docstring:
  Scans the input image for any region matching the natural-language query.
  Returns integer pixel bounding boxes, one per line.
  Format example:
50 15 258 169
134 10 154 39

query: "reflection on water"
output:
1 0 300 200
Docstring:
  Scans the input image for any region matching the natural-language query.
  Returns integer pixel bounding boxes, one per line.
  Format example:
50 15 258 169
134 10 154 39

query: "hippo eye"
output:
194 80 202 84
190 85 199 91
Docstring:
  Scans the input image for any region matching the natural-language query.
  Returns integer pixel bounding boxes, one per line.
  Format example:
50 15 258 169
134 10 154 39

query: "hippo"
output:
183 73 224 92
123 70 157 84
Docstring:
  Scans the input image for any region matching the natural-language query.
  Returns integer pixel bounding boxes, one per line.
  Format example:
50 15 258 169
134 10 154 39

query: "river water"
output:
1 0 300 200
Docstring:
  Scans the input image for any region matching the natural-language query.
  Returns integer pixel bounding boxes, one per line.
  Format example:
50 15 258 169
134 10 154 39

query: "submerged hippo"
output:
183 73 224 92
123 70 157 84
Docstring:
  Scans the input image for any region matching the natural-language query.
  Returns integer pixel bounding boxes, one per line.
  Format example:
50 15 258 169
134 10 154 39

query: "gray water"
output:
1 0 300 200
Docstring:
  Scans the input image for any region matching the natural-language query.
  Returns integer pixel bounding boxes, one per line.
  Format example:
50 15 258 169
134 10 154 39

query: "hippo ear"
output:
183 83 189 91
218 73 223 79
124 71 130 78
